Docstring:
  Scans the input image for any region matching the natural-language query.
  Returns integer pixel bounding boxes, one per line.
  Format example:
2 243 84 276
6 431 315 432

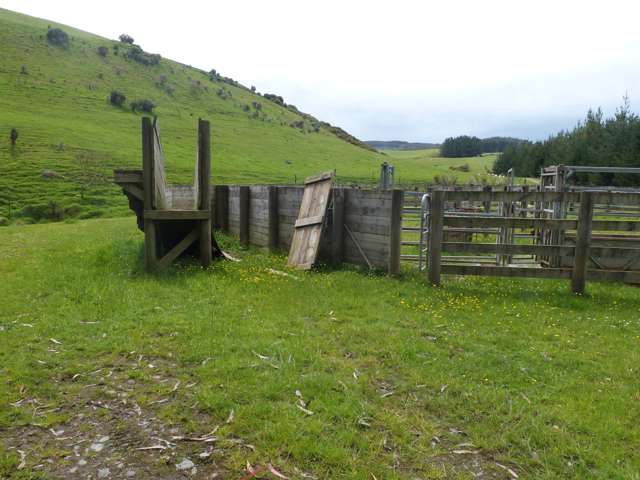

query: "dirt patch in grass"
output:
1 354 244 479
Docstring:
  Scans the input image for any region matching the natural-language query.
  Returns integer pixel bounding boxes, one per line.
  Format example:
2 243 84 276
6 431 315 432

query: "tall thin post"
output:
239 186 250 248
427 190 445 285
267 186 279 252
388 189 403 275
571 192 593 294
198 119 212 267
142 117 156 271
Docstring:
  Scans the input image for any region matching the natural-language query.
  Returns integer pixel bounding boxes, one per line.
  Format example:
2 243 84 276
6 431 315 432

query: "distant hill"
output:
0 8 381 222
365 140 440 151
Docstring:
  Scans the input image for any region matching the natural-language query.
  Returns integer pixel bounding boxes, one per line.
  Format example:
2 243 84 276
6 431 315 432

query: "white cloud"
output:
2 0 640 141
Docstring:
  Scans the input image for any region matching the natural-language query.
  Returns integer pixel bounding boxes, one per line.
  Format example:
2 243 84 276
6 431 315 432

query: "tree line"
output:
493 98 640 186
440 136 523 157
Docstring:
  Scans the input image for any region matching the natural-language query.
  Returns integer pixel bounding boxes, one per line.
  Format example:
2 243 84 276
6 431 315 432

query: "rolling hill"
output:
0 8 388 221
0 8 503 223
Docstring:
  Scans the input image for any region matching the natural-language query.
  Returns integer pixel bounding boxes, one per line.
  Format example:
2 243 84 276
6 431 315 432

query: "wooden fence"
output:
425 189 640 293
211 185 404 273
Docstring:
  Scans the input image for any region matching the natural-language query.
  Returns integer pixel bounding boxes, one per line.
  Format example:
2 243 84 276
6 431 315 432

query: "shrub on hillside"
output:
97 46 109 57
124 45 160 66
130 99 155 113
46 28 69 48
119 34 134 44
264 93 284 106
109 90 126 107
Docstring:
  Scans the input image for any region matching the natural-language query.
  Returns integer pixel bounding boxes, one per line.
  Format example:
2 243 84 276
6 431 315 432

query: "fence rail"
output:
423 189 640 293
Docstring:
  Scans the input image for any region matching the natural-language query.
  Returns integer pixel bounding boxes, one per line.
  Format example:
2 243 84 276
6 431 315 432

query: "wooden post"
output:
239 186 250 247
142 117 156 271
198 119 212 267
388 189 403 275
214 185 229 232
331 188 345 266
571 191 593 294
267 186 279 252
427 190 445 285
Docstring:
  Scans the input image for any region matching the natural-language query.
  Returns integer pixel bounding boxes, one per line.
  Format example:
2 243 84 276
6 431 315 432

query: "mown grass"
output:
1 218 639 479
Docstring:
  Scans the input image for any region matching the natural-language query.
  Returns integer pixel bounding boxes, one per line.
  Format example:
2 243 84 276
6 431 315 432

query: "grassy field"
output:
0 8 509 225
1 217 639 479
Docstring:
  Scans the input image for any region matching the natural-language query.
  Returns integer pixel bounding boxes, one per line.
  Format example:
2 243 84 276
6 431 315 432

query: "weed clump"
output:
124 45 160 66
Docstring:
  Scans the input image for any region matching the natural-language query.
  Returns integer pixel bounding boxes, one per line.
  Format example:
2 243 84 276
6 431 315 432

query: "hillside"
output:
0 8 385 221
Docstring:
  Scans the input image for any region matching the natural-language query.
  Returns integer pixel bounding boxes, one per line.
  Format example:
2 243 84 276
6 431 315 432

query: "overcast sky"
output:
3 0 640 142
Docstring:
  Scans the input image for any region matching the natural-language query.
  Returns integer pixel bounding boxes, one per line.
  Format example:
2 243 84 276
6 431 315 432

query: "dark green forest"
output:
493 98 640 185
440 136 523 157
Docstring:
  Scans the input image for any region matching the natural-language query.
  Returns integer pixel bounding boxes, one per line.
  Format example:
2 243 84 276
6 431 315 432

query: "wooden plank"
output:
151 118 168 209
444 215 578 230
144 220 156 272
155 228 199 272
388 189 403 275
214 185 229 232
295 215 325 228
591 220 640 232
199 219 212 267
122 183 144 201
572 192 594 294
440 189 640 206
114 170 143 184
239 186 250 247
142 117 156 271
144 210 210 220
304 171 334 185
428 191 444 285
442 242 575 257
331 188 345 266
288 172 334 268
586 270 640 283
442 264 572 279
268 186 279 252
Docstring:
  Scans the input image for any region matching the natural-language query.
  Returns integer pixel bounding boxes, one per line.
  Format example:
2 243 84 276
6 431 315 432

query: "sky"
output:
2 0 640 142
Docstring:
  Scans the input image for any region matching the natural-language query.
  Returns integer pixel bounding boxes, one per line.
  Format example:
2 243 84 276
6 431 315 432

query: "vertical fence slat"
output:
215 185 229 232
427 190 445 285
268 186 279 252
239 186 250 247
388 189 403 275
331 188 345 266
571 192 594 294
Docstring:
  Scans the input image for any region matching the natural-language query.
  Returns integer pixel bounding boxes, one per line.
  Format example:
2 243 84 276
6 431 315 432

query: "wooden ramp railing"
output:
425 189 640 293
139 117 215 272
